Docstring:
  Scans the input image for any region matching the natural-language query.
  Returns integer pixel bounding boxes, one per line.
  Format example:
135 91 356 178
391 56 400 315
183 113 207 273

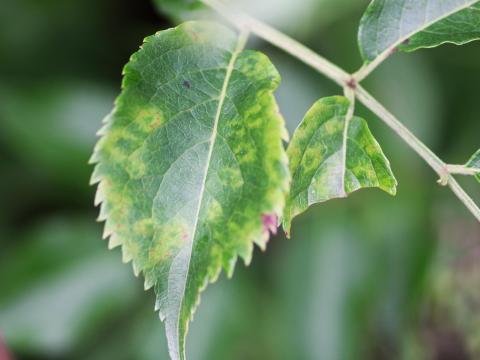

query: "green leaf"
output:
153 0 205 21
282 96 397 234
0 82 114 191
466 149 480 182
0 217 139 355
90 21 289 360
359 0 480 63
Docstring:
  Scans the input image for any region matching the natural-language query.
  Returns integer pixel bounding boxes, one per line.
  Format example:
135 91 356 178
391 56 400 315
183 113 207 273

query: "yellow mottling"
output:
123 241 140 262
135 107 165 132
133 218 155 237
207 198 222 222
324 119 343 135
219 166 243 190
366 143 378 154
147 221 188 266
126 149 146 179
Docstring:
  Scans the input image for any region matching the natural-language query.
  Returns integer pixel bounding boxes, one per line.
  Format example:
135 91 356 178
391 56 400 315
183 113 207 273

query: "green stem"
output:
201 0 480 222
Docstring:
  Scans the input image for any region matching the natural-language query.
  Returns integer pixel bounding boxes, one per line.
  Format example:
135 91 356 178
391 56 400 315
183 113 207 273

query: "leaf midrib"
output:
172 31 248 355
340 107 354 198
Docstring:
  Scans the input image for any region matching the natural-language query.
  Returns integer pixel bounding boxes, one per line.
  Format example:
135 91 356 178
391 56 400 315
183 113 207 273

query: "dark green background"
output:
1 1 479 359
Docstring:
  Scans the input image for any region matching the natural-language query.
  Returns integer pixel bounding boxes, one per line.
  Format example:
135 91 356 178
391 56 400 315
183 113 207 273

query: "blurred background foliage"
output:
0 0 479 359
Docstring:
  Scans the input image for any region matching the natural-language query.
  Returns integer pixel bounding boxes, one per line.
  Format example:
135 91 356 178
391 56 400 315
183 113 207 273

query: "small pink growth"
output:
0 336 15 360
262 214 278 237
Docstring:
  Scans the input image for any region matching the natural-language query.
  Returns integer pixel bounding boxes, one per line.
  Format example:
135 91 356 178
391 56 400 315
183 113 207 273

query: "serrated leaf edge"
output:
283 96 397 235
89 22 290 360
359 0 480 63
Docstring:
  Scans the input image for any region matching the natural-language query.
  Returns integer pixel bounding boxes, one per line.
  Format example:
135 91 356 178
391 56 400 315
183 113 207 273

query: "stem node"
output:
346 78 357 90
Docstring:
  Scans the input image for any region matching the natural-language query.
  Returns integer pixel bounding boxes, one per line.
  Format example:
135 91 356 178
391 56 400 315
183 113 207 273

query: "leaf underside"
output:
90 21 289 360
282 96 397 234
467 150 480 182
359 0 480 63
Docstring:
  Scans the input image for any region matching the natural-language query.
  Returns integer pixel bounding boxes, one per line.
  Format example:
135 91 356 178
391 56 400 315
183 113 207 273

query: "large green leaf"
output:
359 0 480 63
466 149 480 182
283 96 397 234
90 21 289 360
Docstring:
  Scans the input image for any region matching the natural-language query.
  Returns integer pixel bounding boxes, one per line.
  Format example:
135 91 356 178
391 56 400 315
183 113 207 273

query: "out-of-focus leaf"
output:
153 0 365 38
188 271 270 360
153 0 205 21
85 300 168 360
0 218 99 301
272 52 332 134
276 212 396 359
283 96 396 234
90 21 289 360
276 190 436 360
359 0 480 63
466 149 480 182
418 219 480 358
0 217 139 356
0 83 114 190
367 53 443 149
235 0 364 37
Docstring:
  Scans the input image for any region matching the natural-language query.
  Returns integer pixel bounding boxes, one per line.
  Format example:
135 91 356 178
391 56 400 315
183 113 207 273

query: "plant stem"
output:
201 0 480 222
446 164 480 176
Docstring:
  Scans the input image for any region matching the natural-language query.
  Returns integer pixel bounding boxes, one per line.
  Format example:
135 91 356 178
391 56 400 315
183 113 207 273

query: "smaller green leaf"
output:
466 149 480 182
283 96 397 235
359 0 480 64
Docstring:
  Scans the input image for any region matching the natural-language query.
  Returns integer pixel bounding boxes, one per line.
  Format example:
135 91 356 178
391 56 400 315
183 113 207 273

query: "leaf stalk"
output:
353 50 395 82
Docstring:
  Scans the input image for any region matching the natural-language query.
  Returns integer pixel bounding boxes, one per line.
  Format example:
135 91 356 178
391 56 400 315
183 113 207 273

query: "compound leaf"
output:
283 96 397 235
90 21 289 360
359 0 480 63
466 149 480 182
